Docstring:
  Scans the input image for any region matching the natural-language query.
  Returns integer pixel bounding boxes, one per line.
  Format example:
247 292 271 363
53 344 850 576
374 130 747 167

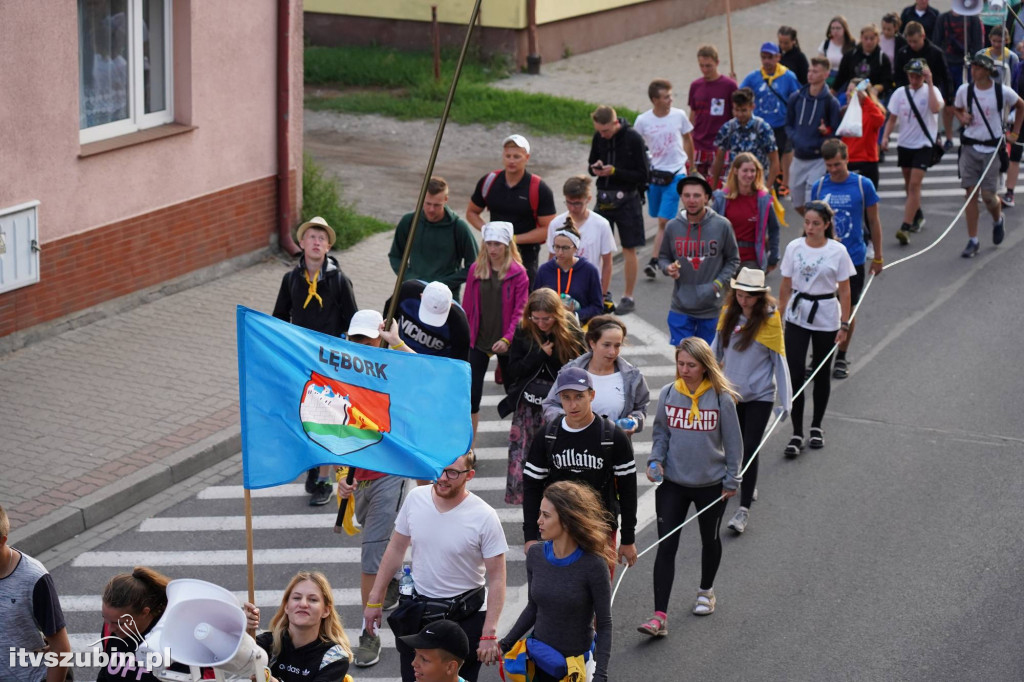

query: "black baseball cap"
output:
677 173 714 197
399 619 472 662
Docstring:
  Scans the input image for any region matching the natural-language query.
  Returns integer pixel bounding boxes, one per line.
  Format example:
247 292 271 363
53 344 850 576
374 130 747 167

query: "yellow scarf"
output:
303 269 323 309
760 63 791 84
335 467 360 536
716 308 786 356
674 378 713 425
771 188 787 227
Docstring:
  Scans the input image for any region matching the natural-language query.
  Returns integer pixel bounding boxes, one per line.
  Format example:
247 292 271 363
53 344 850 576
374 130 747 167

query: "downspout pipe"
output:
277 0 299 255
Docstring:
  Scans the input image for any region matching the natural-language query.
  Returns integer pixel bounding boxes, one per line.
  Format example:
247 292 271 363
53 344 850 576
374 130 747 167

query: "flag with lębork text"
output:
236 306 472 488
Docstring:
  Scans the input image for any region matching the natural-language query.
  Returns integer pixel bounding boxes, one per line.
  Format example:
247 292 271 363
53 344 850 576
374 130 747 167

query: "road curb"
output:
9 426 241 556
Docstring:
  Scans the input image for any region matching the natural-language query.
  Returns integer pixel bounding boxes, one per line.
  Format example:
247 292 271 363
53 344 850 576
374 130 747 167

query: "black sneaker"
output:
309 481 333 506
304 468 318 494
993 216 1005 245
1001 190 1015 208
616 297 636 314
896 226 910 246
909 211 925 233
644 259 658 279
603 291 616 313
943 138 954 152
961 240 980 258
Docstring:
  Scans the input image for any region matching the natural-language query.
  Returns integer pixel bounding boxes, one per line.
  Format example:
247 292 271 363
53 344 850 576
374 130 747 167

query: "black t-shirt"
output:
521 416 638 544
255 631 351 682
384 279 470 361
470 171 556 239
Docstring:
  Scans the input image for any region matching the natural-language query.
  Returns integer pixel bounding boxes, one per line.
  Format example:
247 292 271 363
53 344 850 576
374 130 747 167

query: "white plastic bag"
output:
836 93 863 138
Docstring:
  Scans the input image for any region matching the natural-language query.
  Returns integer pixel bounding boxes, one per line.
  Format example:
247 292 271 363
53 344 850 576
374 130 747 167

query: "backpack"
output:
542 414 619 483
965 80 1005 144
482 171 541 226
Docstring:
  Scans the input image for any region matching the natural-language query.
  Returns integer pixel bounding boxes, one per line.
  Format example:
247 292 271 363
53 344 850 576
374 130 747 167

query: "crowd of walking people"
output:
6 2 1023 681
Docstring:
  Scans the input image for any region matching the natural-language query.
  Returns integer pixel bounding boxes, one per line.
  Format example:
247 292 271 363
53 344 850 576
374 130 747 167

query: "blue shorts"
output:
667 310 718 346
647 174 684 220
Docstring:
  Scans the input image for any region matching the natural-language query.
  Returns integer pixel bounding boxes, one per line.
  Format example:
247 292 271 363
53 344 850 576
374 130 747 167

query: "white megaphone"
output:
952 0 1005 15
159 579 271 682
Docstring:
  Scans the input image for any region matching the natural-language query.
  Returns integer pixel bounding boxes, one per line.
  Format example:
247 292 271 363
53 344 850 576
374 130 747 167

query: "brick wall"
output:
0 175 281 337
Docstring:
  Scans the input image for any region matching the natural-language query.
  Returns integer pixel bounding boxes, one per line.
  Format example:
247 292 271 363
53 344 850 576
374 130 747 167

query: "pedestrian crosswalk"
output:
50 313 678 682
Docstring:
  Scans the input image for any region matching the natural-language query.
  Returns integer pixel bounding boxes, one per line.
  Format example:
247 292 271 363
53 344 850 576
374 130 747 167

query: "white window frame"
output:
79 0 175 145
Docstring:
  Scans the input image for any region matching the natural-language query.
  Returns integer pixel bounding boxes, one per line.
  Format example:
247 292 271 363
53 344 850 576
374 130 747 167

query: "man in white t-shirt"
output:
364 452 508 682
882 58 944 245
953 53 1024 257
546 175 617 300
634 79 695 281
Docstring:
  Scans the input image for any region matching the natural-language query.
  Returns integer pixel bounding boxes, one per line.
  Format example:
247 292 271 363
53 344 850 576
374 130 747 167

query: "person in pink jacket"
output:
463 221 530 436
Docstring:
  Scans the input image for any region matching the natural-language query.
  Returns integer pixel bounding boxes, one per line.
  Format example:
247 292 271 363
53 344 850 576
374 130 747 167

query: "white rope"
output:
612 140 1002 607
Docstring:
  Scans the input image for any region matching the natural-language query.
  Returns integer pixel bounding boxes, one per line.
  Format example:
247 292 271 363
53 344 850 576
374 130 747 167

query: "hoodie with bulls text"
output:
657 207 740 319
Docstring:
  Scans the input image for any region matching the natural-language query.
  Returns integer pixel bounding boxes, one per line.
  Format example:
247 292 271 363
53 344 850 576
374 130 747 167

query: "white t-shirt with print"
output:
395 485 508 599
955 83 1020 152
780 237 856 331
634 107 694 171
888 84 943 149
547 211 617 261
588 370 626 421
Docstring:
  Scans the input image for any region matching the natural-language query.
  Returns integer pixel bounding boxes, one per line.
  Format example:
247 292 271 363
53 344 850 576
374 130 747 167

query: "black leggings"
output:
736 400 773 508
652 480 726 612
469 348 508 414
784 323 835 437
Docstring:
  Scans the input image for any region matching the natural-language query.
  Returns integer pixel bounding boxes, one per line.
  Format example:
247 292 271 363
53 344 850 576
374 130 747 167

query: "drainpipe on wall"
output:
277 0 299 255
526 0 541 74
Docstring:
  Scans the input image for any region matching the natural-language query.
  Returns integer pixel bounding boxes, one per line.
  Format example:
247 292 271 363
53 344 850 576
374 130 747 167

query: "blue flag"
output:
237 306 472 489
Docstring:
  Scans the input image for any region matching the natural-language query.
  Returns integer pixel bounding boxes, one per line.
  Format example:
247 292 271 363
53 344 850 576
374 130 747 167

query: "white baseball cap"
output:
502 134 531 154
347 309 383 338
418 281 452 328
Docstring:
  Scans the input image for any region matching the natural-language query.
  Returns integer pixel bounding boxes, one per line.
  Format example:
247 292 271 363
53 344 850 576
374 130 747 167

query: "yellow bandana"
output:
303 270 323 309
674 378 713 425
716 308 786 356
760 63 791 84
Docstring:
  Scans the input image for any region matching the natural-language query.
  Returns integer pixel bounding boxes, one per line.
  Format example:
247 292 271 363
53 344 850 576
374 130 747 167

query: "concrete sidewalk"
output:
3 0 897 555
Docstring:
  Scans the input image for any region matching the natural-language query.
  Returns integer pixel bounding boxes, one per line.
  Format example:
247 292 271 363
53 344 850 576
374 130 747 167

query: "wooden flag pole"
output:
245 488 257 636
725 0 736 77
384 0 484 325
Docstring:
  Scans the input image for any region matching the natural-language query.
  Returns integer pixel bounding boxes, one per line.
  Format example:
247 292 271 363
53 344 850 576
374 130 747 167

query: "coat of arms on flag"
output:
301 372 391 456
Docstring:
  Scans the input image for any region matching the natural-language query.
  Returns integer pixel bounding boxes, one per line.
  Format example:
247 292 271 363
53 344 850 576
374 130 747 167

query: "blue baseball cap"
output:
760 42 781 55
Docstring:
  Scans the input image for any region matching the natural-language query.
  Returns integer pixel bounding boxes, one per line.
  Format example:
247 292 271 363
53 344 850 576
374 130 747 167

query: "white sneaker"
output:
727 508 749 534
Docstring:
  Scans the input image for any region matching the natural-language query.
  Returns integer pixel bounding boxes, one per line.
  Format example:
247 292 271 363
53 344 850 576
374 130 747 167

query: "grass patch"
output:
304 46 639 138
305 45 510 88
307 83 640 139
301 155 391 251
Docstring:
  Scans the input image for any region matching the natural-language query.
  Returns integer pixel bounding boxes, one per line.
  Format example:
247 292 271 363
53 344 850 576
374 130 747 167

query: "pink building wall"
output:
0 0 304 336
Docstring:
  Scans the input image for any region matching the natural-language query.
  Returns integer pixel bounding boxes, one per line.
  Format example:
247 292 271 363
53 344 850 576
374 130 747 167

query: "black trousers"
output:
736 400 773 508
652 480 726 611
784 323 835 436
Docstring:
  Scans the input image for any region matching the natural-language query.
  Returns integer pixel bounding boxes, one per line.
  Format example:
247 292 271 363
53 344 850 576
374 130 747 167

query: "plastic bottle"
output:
648 462 663 485
398 566 415 596
616 417 637 431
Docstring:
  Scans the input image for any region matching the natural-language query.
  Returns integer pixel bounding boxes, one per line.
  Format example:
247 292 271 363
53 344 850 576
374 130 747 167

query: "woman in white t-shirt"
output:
541 316 650 436
777 201 854 456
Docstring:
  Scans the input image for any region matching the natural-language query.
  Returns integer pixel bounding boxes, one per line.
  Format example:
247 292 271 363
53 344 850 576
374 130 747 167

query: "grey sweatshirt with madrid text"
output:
649 383 743 490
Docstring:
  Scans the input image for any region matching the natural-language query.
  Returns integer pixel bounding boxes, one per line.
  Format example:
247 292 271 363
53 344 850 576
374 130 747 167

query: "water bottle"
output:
398 566 415 596
616 417 637 431
648 462 663 485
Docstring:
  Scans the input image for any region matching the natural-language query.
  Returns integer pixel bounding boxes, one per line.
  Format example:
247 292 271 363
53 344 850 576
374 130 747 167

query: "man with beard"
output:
363 452 507 682
658 175 740 345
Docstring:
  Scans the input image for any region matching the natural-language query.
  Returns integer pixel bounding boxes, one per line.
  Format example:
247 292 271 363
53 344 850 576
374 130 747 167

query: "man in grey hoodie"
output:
657 175 740 345
785 56 841 214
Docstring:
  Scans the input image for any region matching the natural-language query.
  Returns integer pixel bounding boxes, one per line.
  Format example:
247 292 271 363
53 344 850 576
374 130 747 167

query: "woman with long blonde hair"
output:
498 288 586 504
499 481 614 682
711 152 781 272
462 221 529 436
243 571 352 682
638 337 742 637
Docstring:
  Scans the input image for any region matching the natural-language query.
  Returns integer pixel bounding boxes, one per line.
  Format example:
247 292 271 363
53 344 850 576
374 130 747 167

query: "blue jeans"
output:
667 310 717 346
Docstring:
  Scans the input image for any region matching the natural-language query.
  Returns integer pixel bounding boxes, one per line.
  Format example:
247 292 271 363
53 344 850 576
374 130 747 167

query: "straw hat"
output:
730 267 770 293
296 216 337 247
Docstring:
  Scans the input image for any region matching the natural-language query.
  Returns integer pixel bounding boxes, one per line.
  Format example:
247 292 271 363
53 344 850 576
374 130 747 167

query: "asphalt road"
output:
40 153 1024 682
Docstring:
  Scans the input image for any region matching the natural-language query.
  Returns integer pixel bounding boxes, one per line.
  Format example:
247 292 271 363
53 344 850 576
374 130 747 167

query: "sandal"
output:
809 427 825 449
784 435 804 458
777 184 790 197
693 589 716 616
832 358 849 379
637 614 667 637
